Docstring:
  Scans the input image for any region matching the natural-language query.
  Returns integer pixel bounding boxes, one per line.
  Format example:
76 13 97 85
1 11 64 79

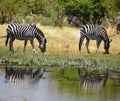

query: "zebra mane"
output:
37 28 45 37
101 27 109 41
31 24 45 38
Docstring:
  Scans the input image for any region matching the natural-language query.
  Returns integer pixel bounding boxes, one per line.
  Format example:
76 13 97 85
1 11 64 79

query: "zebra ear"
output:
109 39 112 43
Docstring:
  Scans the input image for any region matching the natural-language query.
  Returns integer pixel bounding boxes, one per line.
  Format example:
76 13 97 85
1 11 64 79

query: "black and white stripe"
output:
79 24 112 53
5 67 45 84
78 68 108 88
6 23 47 53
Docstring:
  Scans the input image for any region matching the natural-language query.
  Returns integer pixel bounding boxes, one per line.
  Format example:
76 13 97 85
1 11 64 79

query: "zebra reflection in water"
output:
5 67 45 84
78 68 108 89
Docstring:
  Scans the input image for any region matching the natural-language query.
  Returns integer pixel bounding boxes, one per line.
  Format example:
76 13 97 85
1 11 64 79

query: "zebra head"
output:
34 26 47 53
39 37 47 53
104 39 112 54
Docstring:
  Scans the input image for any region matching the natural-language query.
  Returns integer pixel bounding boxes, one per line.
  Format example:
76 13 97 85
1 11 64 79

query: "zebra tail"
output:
79 40 81 51
5 34 9 46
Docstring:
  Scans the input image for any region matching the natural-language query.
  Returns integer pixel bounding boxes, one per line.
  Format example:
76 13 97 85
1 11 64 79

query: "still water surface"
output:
0 68 120 101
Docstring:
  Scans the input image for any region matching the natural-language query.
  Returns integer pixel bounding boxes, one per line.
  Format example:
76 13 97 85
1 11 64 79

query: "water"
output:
0 67 120 101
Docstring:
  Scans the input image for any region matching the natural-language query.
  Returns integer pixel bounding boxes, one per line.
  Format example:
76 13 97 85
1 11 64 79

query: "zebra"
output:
5 23 47 53
79 24 112 54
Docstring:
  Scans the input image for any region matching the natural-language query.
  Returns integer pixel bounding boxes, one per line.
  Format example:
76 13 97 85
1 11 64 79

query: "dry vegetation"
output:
0 24 119 54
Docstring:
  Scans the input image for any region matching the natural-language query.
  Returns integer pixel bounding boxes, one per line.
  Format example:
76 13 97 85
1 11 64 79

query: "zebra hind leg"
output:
86 38 90 53
79 36 85 52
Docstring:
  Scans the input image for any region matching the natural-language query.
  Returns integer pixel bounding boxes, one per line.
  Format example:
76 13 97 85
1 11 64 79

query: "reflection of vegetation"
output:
52 67 79 80
53 78 120 100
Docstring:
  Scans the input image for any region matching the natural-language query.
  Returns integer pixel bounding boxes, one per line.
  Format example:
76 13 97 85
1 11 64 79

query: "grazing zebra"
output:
79 24 112 53
5 23 47 53
117 23 120 34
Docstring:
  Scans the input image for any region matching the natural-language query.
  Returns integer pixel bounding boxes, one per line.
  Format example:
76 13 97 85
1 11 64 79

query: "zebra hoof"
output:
104 52 109 54
87 51 90 53
33 50 37 53
33 49 37 53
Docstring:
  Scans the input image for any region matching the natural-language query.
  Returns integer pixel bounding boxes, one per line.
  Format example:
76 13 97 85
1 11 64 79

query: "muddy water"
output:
0 67 120 101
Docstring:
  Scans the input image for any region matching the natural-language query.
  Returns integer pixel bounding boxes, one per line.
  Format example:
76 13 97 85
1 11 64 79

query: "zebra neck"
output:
35 34 43 43
103 35 109 42
103 38 109 43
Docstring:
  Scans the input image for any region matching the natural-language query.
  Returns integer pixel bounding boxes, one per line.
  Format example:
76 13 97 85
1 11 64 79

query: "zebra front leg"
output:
86 38 90 53
96 40 102 53
9 40 12 52
30 40 36 53
23 40 28 52
79 36 85 52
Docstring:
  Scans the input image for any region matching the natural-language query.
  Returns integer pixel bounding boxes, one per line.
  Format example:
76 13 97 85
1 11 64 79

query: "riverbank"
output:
0 47 119 72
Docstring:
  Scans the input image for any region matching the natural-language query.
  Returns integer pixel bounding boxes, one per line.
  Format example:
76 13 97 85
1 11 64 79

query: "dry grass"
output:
0 24 119 54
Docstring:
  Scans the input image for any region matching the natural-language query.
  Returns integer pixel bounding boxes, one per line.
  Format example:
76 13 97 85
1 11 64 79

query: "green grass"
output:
0 46 119 72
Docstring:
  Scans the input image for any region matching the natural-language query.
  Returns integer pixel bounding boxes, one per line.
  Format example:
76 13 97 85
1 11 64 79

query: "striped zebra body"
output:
8 24 35 40
6 23 47 53
79 24 112 53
